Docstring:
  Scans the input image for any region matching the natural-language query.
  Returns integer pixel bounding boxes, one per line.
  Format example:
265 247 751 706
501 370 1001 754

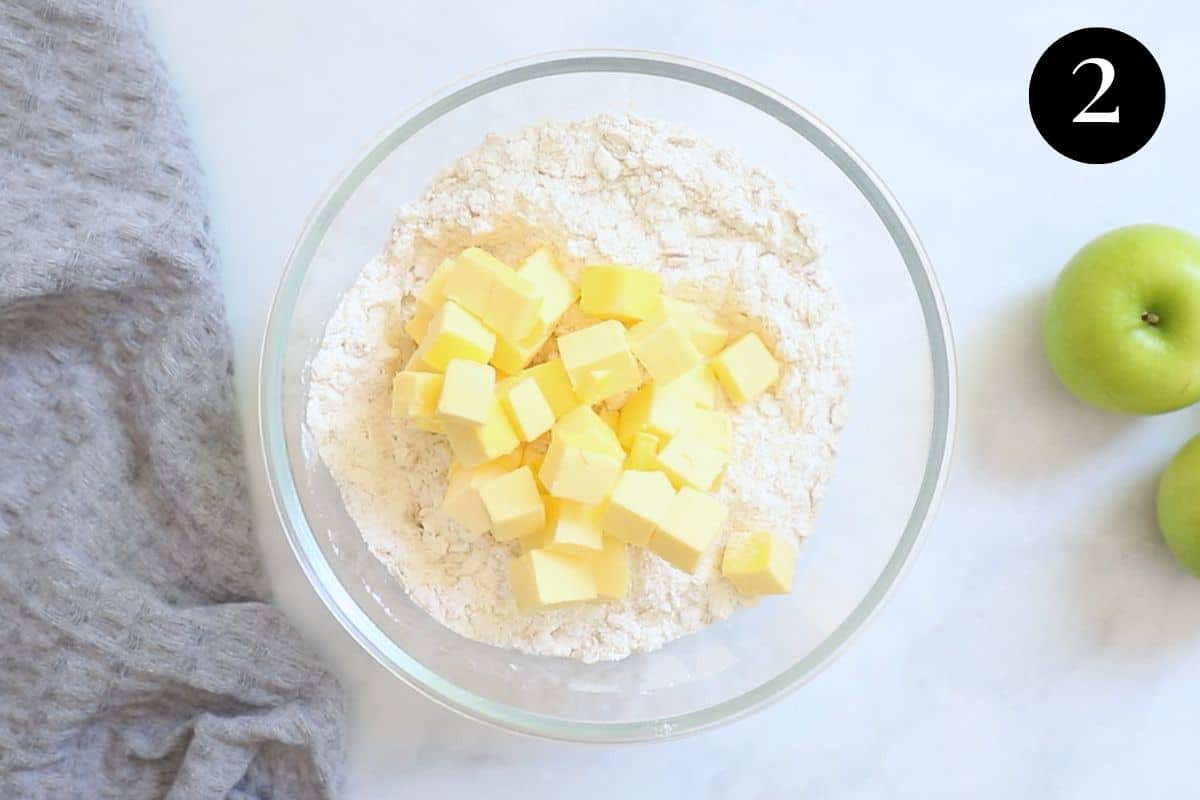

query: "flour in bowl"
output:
306 114 850 662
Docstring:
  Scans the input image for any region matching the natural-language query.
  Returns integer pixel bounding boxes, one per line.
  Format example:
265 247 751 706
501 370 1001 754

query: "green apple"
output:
1043 224 1200 414
1158 435 1200 576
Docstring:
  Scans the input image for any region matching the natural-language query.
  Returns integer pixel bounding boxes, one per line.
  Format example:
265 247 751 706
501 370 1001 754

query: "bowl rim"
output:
258 48 958 743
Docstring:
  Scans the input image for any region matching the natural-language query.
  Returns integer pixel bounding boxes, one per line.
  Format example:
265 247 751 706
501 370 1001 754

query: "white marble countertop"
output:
144 1 1200 796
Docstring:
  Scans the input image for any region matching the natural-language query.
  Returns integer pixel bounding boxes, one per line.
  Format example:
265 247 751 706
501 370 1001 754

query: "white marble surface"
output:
143 1 1200 796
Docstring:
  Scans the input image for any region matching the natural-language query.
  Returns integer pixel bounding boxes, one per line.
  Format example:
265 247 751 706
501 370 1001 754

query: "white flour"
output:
306 114 850 662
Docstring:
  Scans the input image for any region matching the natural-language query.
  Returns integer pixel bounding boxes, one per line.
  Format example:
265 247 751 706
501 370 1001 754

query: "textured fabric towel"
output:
0 2 344 797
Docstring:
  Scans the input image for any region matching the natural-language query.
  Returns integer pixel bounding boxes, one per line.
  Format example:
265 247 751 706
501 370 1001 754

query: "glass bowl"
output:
259 50 956 742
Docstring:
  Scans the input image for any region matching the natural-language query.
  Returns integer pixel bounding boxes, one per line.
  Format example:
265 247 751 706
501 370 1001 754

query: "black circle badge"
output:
1029 28 1165 164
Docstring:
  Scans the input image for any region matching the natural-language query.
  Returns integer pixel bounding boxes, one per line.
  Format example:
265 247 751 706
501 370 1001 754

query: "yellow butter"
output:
491 329 550 375
516 246 578 337
538 431 623 504
441 451 523 533
656 430 727 492
600 470 676 547
478 466 545 541
722 530 795 595
579 265 661 323
436 360 495 425
518 359 578 419
617 382 691 449
649 487 727 574
442 400 520 467
625 431 660 471
498 376 555 442
404 304 434 344
521 447 547 490
509 549 597 612
709 332 781 404
543 497 605 556
444 247 543 342
555 320 642 404
554 405 623 456
412 300 496 371
659 296 729 356
599 408 620 437
391 371 443 421
663 365 719 409
592 537 630 600
683 409 732 453
628 312 703 384
416 257 456 312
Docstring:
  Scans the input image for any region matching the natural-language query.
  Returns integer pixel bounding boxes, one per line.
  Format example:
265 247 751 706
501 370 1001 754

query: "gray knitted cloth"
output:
0 2 344 797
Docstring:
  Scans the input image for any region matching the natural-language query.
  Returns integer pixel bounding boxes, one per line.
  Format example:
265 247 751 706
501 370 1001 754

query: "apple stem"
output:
1142 311 1161 326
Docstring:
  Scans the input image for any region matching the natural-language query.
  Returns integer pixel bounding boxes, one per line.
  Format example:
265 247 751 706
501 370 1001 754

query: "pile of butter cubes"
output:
392 245 796 612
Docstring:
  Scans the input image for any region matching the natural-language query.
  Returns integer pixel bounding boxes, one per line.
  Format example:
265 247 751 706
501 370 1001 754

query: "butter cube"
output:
659 297 729 356
593 537 630 601
391 371 443 421
554 405 624 456
491 330 549 375
580 265 661 323
625 431 660 471
710 332 781 404
543 498 605 555
498 376 555 442
437 360 495 425
404 304 434 344
601 470 676 547
516 246 578 337
538 431 623 504
683 409 732 453
441 451 522 533
650 488 727 574
617 382 691 449
556 320 642 404
443 401 520 467
478 466 545 541
663 365 719 409
444 247 543 342
416 257 456 312
656 430 727 492
412 300 496 371
722 530 795 595
629 313 703 384
509 549 597 612
519 359 578 419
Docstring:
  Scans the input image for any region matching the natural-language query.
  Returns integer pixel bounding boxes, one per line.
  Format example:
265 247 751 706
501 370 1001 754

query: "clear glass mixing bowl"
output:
259 51 956 742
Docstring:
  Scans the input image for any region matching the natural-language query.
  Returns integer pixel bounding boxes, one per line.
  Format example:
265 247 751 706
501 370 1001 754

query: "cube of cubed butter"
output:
404 304 434 344
543 497 604 555
518 359 578 419
555 320 642 404
478 466 545 541
443 401 520 467
593 537 629 600
659 297 729 356
509 549 597 612
437 360 496 425
391 371 443 421
628 313 703 384
663 365 719 409
722 530 795 595
656 429 727 492
625 431 660 471
682 409 732 453
442 451 523 533
498 377 555 442
601 470 676 547
444 247 543 342
554 405 624 456
650 488 727 574
416 258 456 312
516 246 578 337
580 265 662 323
538 431 623 504
412 300 496 371
491 329 549 375
709 332 781 404
617 382 691 449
